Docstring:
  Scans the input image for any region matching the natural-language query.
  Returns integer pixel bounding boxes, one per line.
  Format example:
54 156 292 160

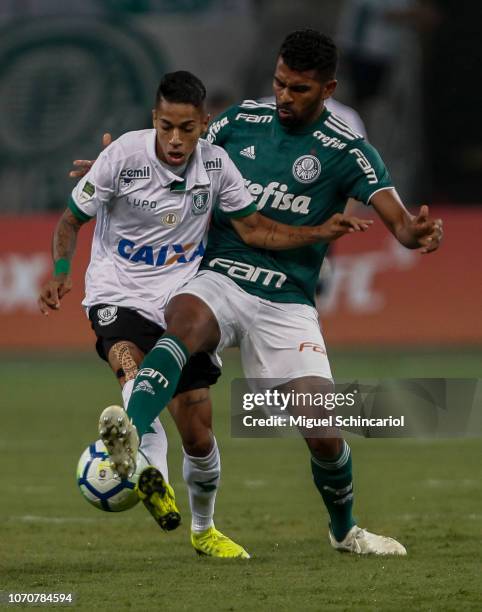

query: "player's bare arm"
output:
38 209 87 314
231 211 373 250
371 189 443 254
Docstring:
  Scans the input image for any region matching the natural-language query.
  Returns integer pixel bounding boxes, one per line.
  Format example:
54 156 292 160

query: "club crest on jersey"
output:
292 155 321 184
191 191 210 215
97 306 118 326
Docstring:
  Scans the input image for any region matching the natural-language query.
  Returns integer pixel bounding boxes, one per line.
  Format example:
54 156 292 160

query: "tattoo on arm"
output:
260 220 319 249
53 210 85 262
52 209 84 261
233 213 321 250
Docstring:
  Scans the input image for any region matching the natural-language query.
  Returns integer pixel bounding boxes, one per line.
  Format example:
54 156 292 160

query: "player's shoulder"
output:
104 129 153 165
325 99 367 138
198 139 236 174
231 98 276 125
319 110 365 146
198 138 229 158
310 110 371 158
207 99 275 139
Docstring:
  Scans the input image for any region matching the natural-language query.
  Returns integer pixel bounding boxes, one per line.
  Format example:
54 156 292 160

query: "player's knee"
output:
165 294 220 353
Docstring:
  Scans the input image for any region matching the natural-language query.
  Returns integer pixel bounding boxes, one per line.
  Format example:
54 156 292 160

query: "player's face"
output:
273 57 337 128
152 99 209 166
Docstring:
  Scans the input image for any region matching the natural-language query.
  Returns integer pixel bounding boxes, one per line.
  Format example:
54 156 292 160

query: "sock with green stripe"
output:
311 441 356 542
127 334 189 438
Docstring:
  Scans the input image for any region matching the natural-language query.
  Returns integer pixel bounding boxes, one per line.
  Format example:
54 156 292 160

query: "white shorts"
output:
175 270 332 390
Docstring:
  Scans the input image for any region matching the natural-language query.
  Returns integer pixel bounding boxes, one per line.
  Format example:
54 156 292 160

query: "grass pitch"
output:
1 348 481 611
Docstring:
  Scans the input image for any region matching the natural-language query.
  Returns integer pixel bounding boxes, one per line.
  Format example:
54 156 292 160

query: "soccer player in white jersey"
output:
39 70 372 558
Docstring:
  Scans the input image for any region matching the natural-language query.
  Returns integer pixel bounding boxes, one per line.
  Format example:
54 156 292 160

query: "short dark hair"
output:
279 29 338 81
155 71 206 108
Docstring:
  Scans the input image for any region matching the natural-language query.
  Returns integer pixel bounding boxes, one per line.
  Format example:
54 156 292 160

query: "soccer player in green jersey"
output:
101 30 443 556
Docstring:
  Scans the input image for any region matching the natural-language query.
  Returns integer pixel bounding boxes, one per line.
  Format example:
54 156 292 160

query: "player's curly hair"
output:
155 71 206 108
280 29 338 81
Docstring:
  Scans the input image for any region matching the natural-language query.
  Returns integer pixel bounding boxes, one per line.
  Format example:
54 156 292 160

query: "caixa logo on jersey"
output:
119 166 151 188
117 239 205 267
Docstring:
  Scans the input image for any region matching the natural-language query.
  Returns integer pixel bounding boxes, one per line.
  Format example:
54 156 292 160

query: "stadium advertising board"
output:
0 207 480 349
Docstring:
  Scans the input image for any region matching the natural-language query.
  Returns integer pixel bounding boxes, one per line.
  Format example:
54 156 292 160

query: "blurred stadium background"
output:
1 1 481 610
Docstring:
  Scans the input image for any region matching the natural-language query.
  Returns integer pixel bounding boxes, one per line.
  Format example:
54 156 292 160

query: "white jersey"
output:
70 129 254 326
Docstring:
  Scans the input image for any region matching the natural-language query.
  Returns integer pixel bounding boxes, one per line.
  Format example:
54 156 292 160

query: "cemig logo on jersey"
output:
245 180 311 215
313 130 347 150
208 257 287 289
119 166 151 187
204 158 222 171
292 155 321 184
349 148 378 184
235 113 273 124
117 239 205 267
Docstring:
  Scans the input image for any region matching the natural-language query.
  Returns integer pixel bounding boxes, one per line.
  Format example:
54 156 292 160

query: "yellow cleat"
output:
135 466 181 531
191 527 250 559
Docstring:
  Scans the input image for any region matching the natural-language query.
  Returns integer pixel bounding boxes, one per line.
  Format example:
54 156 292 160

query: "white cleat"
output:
98 405 139 480
329 525 407 556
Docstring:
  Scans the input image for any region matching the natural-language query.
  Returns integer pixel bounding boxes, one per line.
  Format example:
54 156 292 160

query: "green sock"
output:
127 334 189 437
310 441 356 541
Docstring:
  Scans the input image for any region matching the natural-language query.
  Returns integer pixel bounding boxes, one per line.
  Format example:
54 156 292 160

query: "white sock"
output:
121 379 135 408
122 379 169 482
183 438 220 533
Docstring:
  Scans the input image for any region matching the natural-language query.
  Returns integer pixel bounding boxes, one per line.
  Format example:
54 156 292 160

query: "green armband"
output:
54 258 71 276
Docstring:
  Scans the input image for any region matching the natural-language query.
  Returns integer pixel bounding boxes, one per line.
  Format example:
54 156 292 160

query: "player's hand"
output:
319 213 373 242
38 275 73 315
68 133 112 178
410 205 443 254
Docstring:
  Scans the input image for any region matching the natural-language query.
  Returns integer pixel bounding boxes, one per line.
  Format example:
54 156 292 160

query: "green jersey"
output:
203 99 393 306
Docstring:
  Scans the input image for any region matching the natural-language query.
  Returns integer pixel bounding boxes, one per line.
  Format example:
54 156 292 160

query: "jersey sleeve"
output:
69 150 116 221
216 152 256 218
338 140 394 205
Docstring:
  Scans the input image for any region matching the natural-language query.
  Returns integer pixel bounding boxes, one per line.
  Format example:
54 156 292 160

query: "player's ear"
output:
322 79 337 100
202 112 211 133
152 109 157 128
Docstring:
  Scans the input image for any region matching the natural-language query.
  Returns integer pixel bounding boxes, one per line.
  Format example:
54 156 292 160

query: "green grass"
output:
1 349 481 611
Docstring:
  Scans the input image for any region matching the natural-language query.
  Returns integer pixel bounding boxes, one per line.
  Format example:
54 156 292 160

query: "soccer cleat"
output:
191 527 250 559
98 405 139 480
136 466 181 531
329 525 407 556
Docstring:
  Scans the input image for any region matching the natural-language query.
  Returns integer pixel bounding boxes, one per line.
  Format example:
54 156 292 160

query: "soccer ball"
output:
76 439 148 512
